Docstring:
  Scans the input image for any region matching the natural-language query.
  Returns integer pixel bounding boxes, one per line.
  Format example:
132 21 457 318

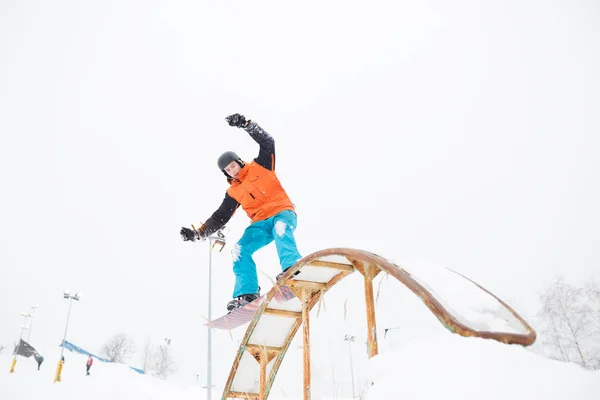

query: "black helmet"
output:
217 151 245 171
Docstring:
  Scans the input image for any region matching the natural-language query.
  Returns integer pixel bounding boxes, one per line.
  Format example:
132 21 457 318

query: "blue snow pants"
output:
232 210 302 298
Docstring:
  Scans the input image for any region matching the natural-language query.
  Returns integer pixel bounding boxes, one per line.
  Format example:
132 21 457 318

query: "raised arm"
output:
244 121 275 171
225 113 276 171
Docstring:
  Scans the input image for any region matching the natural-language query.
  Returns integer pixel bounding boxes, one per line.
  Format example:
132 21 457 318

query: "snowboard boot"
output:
226 293 259 313
276 268 300 282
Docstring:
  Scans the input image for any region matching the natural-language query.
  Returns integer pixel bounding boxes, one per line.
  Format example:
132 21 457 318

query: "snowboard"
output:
206 283 296 330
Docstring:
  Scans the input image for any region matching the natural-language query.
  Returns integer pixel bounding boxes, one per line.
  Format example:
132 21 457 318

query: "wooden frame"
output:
221 248 537 399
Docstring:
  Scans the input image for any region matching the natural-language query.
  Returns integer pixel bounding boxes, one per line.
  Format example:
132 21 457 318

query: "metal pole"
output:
27 312 36 343
20 314 28 340
27 305 39 343
207 238 213 400
11 312 33 373
345 336 356 398
60 298 73 359
329 339 336 398
27 317 33 342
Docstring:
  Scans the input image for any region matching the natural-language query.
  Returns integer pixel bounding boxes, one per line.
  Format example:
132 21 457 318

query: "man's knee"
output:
232 243 260 263
275 219 298 240
231 243 242 263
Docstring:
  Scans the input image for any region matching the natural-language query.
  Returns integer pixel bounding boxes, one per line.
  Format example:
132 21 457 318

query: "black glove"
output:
225 113 246 128
180 227 199 242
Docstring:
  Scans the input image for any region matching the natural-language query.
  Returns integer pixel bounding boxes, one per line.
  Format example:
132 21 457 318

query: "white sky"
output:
1 0 599 388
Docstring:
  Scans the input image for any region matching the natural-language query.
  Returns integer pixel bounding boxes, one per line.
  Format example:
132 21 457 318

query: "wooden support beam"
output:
244 345 280 400
287 283 319 400
264 269 355 400
301 287 311 400
259 357 267 400
306 259 355 273
263 308 302 318
352 260 381 358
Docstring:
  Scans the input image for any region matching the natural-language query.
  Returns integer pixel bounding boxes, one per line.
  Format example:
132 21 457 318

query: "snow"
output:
1 1 599 399
231 244 241 263
275 221 287 237
249 314 297 348
2 335 599 399
397 258 529 334
2 251 598 400
0 231 592 400
366 335 600 400
294 265 344 284
1 347 202 400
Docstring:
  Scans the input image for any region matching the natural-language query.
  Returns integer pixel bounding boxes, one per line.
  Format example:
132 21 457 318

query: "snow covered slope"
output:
2 334 599 399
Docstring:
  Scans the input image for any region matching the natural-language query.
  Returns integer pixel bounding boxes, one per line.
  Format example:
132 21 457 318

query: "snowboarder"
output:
86 355 93 375
180 114 302 313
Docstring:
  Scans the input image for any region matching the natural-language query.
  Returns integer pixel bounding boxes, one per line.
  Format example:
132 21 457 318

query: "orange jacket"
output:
227 160 294 222
197 121 295 237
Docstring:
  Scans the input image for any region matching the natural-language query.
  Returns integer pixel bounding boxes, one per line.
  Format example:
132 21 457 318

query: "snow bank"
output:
3 336 599 400
0 349 204 400
365 334 600 400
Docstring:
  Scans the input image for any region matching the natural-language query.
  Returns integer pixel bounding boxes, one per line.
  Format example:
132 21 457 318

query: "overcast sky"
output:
1 0 599 387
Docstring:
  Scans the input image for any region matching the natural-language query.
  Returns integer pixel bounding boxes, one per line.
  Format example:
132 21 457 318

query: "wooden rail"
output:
221 248 537 400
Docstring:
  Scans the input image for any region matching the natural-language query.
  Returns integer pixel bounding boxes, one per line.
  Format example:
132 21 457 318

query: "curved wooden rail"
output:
220 248 536 400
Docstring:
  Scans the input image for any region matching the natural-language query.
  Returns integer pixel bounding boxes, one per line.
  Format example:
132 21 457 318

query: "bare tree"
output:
152 341 176 380
140 336 154 373
537 277 600 369
584 280 600 369
101 333 136 363
585 280 600 315
0 344 4 355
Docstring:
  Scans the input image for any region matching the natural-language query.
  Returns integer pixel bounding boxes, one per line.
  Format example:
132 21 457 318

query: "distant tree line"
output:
100 333 176 379
140 336 177 380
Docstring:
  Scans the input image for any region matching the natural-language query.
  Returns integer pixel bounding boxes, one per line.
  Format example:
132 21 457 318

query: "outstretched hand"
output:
180 227 203 242
225 113 247 128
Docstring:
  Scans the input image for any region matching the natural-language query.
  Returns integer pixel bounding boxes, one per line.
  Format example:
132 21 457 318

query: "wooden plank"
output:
263 308 302 318
245 344 283 353
287 280 327 292
307 259 355 273
228 391 259 399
